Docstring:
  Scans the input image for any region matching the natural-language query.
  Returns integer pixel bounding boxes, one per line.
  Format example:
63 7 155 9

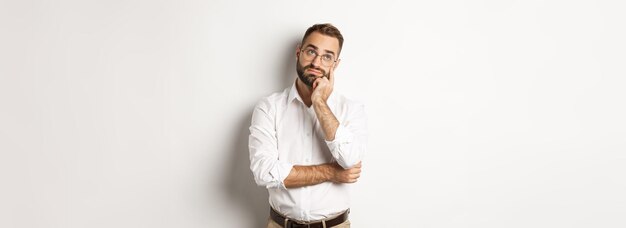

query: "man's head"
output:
296 23 344 88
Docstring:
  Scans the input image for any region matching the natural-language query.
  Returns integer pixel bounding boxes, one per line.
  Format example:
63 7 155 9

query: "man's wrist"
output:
312 98 327 107
320 163 334 182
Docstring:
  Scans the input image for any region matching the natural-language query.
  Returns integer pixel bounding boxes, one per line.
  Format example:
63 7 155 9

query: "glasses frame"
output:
299 47 338 67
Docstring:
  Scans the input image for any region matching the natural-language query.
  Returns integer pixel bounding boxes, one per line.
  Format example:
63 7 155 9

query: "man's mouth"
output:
306 68 323 75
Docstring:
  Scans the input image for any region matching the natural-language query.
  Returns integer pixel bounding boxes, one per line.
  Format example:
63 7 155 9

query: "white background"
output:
1 0 625 227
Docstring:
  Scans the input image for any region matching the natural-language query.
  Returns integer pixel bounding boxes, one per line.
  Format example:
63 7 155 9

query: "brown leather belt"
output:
270 207 349 228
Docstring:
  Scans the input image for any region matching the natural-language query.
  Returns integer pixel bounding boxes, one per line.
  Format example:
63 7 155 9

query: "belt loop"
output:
283 218 288 228
322 220 327 228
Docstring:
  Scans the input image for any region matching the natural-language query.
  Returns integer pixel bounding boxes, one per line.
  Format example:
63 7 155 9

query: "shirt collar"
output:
287 80 302 104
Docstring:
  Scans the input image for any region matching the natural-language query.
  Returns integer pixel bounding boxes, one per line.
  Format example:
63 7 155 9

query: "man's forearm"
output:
283 164 332 188
313 100 339 141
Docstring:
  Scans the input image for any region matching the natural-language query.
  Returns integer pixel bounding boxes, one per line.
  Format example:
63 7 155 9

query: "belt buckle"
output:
286 220 310 228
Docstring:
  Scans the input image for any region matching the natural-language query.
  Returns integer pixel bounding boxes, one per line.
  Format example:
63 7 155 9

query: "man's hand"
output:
311 64 335 103
330 161 362 183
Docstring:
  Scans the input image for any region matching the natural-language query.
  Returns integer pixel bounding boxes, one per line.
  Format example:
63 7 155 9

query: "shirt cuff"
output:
268 160 293 189
325 125 355 166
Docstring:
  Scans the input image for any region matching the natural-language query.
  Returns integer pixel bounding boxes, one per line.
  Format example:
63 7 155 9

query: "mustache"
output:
303 65 326 76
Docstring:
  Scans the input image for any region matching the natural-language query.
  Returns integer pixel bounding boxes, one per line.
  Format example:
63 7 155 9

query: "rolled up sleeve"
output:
325 103 368 169
248 99 293 189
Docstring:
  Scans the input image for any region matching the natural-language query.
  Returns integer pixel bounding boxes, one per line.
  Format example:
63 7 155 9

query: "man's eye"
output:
322 55 333 61
306 49 317 56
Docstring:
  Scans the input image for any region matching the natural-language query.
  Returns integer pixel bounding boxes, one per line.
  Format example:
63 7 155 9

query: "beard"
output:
296 58 328 88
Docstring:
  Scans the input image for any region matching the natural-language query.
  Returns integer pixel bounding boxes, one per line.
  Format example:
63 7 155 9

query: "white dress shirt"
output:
249 81 367 221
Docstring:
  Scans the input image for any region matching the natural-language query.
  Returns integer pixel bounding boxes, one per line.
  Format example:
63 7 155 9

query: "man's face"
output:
296 32 341 88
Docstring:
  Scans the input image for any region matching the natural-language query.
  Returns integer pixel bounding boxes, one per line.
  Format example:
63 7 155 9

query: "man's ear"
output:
295 44 301 59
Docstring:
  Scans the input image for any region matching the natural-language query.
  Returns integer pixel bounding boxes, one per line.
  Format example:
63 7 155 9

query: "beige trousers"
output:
267 218 351 228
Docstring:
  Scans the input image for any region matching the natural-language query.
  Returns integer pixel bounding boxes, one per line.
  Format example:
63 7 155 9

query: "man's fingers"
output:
348 175 358 182
348 167 361 174
328 66 333 79
328 67 335 85
348 174 360 183
312 78 319 89
313 77 329 89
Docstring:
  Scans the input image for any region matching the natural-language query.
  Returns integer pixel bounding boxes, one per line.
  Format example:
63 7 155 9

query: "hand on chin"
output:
305 75 322 86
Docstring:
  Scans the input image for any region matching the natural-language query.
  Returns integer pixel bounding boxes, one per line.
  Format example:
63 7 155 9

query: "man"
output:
249 23 367 228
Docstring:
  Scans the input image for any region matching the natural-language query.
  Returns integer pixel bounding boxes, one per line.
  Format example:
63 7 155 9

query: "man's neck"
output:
295 79 313 107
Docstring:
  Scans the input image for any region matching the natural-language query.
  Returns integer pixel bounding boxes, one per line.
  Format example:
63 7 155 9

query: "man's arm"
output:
311 66 368 169
311 65 340 141
249 98 294 189
312 100 339 141
283 162 362 188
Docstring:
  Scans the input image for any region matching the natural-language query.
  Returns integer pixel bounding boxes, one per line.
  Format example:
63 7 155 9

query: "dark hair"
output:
301 23 344 54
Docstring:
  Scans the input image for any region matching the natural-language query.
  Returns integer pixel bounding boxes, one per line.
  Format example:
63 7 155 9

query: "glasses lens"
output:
302 49 315 60
321 55 334 66
302 49 335 66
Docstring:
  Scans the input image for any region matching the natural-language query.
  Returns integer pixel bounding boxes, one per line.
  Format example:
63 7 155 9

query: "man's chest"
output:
275 106 334 165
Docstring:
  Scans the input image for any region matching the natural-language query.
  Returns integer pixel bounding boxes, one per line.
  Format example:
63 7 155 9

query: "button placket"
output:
309 113 316 164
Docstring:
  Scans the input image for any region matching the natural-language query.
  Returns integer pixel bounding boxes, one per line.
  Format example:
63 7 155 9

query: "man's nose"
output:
310 55 322 67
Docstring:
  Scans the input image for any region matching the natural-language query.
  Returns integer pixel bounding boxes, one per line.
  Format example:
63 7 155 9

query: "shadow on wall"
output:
281 37 300 88
223 112 269 227
222 36 300 227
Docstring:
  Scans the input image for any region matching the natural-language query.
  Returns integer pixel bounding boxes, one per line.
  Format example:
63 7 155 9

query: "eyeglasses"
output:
300 48 337 67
